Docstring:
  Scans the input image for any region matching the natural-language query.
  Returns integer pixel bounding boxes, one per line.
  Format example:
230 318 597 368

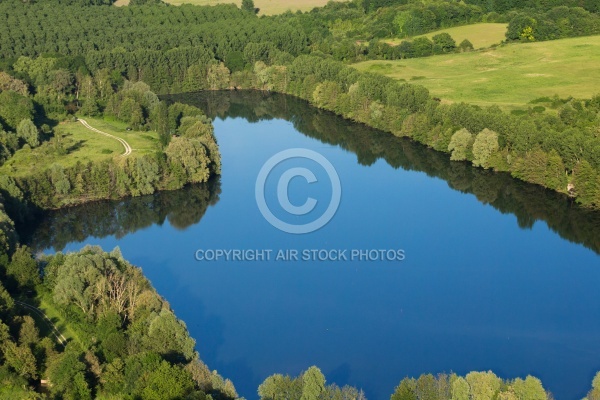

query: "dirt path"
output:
79 118 132 157
15 300 67 347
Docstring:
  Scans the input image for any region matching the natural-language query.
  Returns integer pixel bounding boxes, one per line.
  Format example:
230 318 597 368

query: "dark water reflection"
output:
24 179 221 251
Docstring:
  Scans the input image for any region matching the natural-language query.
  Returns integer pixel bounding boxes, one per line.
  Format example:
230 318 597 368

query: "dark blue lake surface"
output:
29 92 600 399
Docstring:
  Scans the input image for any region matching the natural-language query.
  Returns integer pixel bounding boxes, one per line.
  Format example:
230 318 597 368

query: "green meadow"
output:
354 35 600 108
0 117 159 178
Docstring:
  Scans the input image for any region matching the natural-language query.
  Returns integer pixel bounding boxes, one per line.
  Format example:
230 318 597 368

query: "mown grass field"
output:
384 23 508 50
354 35 600 108
115 0 347 15
0 117 159 178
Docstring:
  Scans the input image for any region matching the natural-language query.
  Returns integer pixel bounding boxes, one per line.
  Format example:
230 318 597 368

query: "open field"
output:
354 35 600 108
0 117 159 178
384 23 508 50
115 0 347 15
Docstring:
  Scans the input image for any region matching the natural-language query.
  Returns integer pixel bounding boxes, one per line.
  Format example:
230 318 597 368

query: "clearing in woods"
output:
0 117 159 178
383 23 508 50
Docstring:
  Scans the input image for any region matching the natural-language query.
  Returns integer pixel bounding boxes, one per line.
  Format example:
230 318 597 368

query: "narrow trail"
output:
79 118 132 157
15 300 68 347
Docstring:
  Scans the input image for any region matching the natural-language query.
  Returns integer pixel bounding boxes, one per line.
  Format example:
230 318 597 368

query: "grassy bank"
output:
354 35 600 108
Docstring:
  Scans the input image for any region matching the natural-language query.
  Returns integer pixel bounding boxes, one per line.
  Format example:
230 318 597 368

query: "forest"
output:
0 0 598 207
0 0 599 397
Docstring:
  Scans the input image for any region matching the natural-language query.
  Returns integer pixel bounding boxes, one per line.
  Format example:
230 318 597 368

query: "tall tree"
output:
6 246 40 290
301 366 325 400
241 0 256 13
16 119 40 148
448 128 474 161
472 128 499 168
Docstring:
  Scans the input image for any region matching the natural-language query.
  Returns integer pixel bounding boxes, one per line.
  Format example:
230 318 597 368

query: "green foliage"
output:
0 72 29 96
459 39 474 52
259 366 355 400
0 365 40 399
432 33 456 54
301 366 326 400
415 374 439 399
166 137 213 184
448 128 474 161
587 372 600 400
0 199 17 257
6 246 40 291
573 160 599 206
17 316 39 347
224 51 246 73
46 345 92 400
0 91 34 131
144 309 196 362
391 378 417 400
392 371 549 400
16 120 39 148
472 128 499 168
141 360 196 400
259 374 289 400
0 244 237 400
466 371 502 400
241 0 256 13
452 377 469 400
2 341 38 380
506 8 600 42
511 376 546 400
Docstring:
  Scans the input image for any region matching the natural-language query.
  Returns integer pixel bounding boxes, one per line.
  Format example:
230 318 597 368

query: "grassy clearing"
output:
115 0 347 15
0 117 159 178
384 23 508 50
354 35 600 109
36 296 80 345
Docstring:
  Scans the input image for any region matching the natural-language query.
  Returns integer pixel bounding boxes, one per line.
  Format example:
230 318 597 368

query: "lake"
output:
26 91 600 399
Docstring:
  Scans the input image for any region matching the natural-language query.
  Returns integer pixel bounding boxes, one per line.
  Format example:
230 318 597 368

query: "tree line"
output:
203 55 598 208
255 365 600 400
506 6 600 42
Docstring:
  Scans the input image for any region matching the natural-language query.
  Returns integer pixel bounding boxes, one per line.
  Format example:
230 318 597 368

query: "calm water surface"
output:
27 92 600 399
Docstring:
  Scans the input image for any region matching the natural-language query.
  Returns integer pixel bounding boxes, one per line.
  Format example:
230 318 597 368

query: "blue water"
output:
39 111 600 399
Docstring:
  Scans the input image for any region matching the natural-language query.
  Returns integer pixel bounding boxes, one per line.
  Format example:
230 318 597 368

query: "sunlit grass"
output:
0 117 159 178
353 35 600 109
384 23 508 50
